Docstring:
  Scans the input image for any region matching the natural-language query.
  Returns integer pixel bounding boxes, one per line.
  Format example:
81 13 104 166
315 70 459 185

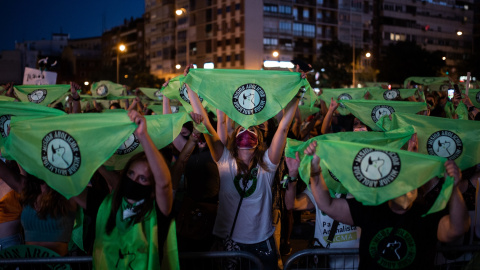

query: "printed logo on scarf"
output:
337 93 352 108
369 227 416 269
0 114 11 138
96 84 109 96
41 130 81 176
116 133 140 155
371 105 395 123
179 83 203 104
27 89 47 103
383 89 400 100
232 84 267 115
352 148 401 188
426 130 463 160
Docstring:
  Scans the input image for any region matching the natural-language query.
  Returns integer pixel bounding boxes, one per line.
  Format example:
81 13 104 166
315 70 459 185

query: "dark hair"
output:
20 175 71 219
105 152 156 235
227 126 269 177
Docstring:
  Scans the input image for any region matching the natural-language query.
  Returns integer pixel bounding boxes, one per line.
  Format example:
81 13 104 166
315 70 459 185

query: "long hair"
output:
20 175 71 219
105 152 156 235
227 126 269 178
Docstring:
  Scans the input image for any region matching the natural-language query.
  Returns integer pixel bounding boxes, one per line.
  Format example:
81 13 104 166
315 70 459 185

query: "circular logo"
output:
27 89 47 103
96 84 108 96
232 84 267 115
116 133 140 155
233 168 258 198
179 84 203 104
371 105 395 123
476 92 480 103
383 89 400 100
338 93 352 108
369 227 416 268
0 115 11 138
41 130 81 176
170 106 179 113
154 90 162 97
440 84 449 92
426 130 463 160
352 148 401 187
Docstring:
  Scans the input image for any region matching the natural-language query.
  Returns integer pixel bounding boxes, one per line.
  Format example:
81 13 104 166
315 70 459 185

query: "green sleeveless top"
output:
93 194 159 269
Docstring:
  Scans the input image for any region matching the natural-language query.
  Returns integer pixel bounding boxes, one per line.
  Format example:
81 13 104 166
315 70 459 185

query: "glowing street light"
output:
176 64 182 70
442 56 446 60
176 8 186 16
365 52 371 58
457 31 463 36
272 51 279 57
117 43 126 83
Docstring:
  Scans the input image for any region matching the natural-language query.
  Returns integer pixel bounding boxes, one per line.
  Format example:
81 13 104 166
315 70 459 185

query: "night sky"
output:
0 0 144 52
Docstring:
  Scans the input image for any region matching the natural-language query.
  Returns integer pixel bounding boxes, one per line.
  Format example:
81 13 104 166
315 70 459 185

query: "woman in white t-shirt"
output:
186 65 303 270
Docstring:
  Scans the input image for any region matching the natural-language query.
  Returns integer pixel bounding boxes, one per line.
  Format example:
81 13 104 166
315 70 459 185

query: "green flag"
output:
4 113 138 198
0 101 66 159
342 99 427 131
147 104 186 115
90 80 125 97
318 87 368 115
403 76 451 91
367 88 417 101
13 84 70 105
377 112 480 170
0 96 16 102
104 112 190 170
138 87 163 101
162 219 180 270
285 126 415 193
299 140 452 215
183 68 312 128
298 105 320 122
465 88 480 108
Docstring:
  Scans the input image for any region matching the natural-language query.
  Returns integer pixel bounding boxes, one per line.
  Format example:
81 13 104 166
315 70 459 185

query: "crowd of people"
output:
0 65 479 270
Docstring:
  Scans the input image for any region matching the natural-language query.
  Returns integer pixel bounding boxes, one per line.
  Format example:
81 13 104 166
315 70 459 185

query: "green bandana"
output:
14 84 70 105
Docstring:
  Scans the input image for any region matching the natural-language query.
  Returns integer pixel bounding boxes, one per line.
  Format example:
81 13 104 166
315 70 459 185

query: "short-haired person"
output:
303 140 470 269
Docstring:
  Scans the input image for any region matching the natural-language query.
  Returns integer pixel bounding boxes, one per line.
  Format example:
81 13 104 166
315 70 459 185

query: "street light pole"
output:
116 44 126 84
352 36 355 87
176 8 188 69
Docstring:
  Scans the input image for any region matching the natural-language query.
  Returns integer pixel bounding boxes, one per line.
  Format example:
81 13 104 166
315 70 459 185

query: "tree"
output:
377 41 445 85
313 40 353 88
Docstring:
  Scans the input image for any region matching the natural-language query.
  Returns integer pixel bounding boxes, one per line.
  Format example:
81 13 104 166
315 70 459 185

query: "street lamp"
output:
175 8 189 70
272 51 279 58
117 44 126 83
457 31 463 36
365 52 371 58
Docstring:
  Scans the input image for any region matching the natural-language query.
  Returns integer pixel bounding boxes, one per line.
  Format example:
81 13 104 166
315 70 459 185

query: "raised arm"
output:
216 109 229 145
437 160 470 243
268 93 300 165
284 151 314 211
128 110 173 216
307 141 354 225
320 97 339 135
70 82 81 114
185 66 224 162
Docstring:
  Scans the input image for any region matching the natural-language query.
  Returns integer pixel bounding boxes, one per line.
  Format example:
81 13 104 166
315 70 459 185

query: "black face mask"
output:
121 175 152 201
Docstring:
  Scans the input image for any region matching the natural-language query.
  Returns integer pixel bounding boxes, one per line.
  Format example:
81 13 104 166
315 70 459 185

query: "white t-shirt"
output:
304 188 360 269
213 147 278 244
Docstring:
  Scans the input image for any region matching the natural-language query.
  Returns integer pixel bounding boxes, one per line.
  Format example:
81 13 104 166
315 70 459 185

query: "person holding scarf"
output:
186 65 304 270
93 109 173 269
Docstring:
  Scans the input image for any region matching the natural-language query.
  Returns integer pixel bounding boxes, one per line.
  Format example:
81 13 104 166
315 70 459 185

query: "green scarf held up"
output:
341 99 427 131
298 140 452 216
366 87 417 101
103 112 191 170
14 84 70 105
183 68 313 128
318 87 368 115
5 112 137 198
377 112 480 170
90 80 125 97
285 125 415 194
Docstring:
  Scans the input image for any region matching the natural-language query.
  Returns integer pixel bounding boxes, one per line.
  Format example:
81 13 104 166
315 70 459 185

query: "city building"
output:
145 0 475 82
61 36 102 86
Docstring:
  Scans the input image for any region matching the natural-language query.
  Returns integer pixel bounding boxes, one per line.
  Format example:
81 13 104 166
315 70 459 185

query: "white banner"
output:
23 67 57 85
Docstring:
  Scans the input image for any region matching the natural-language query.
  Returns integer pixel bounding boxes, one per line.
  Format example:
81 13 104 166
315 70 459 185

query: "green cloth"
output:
93 194 179 270
4 112 137 198
285 126 415 194
377 112 480 170
13 84 70 105
160 75 206 113
366 88 417 101
90 80 125 97
403 77 451 90
465 88 480 108
0 96 16 101
148 105 186 115
298 105 320 122
104 112 190 170
138 87 163 101
183 68 313 128
0 101 66 159
341 99 427 131
298 140 452 215
318 87 368 115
